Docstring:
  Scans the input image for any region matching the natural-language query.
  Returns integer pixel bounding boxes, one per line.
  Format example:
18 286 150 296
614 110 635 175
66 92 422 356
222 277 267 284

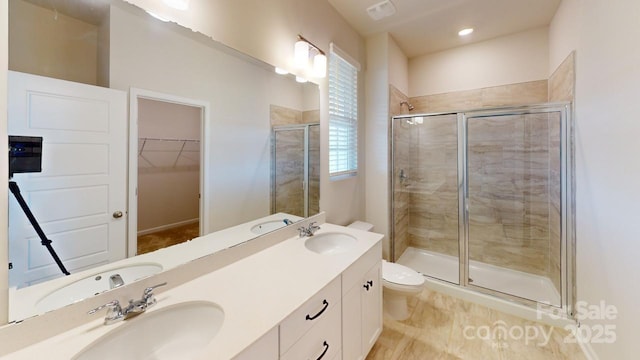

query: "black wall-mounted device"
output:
9 135 42 178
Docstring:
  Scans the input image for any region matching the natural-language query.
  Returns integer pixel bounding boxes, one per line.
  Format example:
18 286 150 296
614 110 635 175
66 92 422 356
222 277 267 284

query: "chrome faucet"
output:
298 222 321 237
89 282 167 325
109 274 125 289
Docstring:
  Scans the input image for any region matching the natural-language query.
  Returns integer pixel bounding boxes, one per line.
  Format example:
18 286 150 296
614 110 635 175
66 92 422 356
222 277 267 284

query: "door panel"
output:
8 71 127 288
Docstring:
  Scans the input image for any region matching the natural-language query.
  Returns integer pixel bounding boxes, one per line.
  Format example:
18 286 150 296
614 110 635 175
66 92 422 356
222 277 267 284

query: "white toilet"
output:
347 221 425 321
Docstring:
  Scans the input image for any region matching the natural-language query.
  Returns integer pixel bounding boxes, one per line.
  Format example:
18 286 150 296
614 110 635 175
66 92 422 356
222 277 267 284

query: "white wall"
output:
550 0 640 358
388 35 408 95
123 0 367 226
109 4 303 231
364 34 391 255
0 0 8 325
409 27 549 96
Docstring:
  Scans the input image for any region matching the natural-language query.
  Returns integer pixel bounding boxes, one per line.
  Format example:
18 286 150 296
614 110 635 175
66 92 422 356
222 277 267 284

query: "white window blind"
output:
328 45 359 178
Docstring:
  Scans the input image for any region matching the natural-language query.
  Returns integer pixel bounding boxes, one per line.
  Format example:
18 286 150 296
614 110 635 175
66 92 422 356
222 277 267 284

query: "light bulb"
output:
275 67 289 75
296 76 307 83
313 53 327 78
294 40 309 68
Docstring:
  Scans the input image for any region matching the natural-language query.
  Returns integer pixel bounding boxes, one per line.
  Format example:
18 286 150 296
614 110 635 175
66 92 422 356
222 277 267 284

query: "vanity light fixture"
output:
294 35 327 78
163 0 190 10
458 28 474 36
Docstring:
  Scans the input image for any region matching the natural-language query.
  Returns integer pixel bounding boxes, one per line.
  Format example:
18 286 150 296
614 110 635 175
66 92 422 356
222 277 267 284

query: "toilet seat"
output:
382 260 424 287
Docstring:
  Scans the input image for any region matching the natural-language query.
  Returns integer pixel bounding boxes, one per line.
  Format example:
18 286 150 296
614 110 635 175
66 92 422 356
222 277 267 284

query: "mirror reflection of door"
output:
136 99 202 254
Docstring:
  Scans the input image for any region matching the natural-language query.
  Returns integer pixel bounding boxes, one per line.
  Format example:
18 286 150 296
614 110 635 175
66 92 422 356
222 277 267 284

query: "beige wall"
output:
550 0 640 358
409 27 549 97
9 0 99 85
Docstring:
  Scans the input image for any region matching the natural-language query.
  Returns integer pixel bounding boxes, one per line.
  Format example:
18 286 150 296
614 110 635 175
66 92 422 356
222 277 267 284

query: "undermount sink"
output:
250 219 288 235
304 232 357 254
36 263 163 314
73 301 224 360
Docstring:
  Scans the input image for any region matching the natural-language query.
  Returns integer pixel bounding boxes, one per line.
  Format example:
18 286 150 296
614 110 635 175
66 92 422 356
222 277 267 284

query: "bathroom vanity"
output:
0 220 383 359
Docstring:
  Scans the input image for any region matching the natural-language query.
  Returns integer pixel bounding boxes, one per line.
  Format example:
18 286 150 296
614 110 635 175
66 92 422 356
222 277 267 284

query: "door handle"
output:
113 211 124 219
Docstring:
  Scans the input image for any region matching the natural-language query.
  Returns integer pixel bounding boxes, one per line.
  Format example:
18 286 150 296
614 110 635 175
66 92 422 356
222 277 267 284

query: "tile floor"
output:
366 288 586 360
137 222 199 254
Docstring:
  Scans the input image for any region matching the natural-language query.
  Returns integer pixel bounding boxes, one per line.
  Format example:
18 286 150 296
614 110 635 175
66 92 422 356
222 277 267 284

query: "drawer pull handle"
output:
315 341 329 360
364 279 374 291
305 299 329 321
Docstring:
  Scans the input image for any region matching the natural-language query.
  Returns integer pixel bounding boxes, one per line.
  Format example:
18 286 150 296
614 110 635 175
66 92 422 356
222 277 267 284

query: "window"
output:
328 44 359 178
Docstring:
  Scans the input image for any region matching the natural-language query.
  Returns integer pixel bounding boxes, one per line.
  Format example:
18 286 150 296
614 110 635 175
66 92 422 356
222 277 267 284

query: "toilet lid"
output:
382 261 424 286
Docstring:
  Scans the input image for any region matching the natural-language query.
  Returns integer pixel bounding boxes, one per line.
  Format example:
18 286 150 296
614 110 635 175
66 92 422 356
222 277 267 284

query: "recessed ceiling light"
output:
458 28 474 36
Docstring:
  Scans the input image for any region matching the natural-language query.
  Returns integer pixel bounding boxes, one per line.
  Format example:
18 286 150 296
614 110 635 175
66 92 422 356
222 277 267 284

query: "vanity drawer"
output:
342 241 382 293
280 276 341 354
281 300 342 360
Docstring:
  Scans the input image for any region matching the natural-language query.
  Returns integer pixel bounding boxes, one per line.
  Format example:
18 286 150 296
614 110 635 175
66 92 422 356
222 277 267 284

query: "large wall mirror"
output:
6 0 320 322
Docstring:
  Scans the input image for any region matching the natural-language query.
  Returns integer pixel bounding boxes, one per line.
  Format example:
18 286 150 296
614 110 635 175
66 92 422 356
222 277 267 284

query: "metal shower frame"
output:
389 102 575 317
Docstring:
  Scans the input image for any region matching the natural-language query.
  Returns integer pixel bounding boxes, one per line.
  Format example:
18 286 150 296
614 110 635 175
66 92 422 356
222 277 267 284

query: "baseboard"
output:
137 218 199 236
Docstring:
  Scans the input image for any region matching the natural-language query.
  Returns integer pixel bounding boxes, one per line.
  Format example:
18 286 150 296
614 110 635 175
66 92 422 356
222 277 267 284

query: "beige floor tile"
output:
367 288 587 360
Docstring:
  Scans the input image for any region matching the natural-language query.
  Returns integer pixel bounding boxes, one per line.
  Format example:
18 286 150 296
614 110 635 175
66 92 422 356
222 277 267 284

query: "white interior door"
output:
8 71 127 288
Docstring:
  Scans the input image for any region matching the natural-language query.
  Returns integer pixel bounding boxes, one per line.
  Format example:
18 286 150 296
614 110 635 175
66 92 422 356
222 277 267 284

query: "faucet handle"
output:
88 300 121 315
142 282 167 306
143 282 167 296
88 300 124 324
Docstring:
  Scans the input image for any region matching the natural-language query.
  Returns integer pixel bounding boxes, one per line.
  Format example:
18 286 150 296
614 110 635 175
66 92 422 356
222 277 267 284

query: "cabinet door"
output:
342 284 363 360
362 261 382 355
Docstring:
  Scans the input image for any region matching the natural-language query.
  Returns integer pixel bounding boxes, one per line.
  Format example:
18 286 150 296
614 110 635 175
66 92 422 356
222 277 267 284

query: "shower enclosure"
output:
271 123 320 217
390 103 573 311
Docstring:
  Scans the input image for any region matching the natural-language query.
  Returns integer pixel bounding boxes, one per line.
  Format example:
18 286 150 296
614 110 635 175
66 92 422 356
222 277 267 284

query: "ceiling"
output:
327 0 562 58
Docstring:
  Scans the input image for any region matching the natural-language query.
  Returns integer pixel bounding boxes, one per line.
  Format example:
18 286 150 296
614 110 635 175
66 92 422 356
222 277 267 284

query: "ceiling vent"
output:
366 0 396 21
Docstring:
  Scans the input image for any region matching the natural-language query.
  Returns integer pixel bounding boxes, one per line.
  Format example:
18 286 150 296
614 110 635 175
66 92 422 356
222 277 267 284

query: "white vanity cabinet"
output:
280 277 342 360
342 244 383 360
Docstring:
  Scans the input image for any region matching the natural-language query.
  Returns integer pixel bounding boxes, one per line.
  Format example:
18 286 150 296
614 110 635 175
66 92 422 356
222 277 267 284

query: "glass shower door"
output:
465 109 563 306
272 124 319 218
392 114 460 284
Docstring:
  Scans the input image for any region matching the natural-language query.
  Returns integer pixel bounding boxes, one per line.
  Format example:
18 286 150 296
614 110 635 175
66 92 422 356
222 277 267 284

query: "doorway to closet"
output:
129 89 209 256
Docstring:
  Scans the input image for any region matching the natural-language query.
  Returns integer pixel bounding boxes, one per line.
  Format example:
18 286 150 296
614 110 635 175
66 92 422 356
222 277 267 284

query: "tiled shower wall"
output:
270 105 320 217
392 52 574 295
467 112 560 277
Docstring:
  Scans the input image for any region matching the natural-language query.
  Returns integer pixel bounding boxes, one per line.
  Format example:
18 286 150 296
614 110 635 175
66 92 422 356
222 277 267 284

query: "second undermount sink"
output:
73 301 224 360
304 232 357 254
35 263 163 314
250 219 288 235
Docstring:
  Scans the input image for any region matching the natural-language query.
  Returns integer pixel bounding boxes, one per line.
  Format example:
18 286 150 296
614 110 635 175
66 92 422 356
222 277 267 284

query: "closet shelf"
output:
138 137 200 168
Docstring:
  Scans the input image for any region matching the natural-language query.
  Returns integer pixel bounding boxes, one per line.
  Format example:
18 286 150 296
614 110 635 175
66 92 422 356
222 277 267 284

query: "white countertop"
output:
9 213 303 322
2 222 383 359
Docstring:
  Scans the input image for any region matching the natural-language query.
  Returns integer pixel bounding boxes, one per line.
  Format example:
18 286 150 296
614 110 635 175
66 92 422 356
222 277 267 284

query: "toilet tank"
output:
347 221 374 232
